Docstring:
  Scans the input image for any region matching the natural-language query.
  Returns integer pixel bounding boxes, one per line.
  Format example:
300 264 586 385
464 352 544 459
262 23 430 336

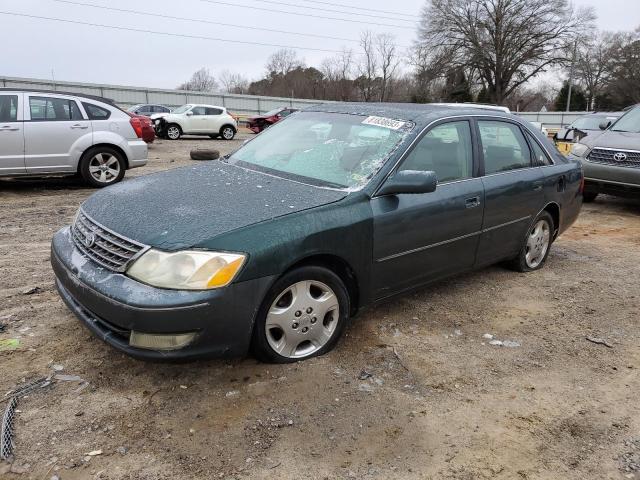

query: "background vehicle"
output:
155 104 237 140
126 112 155 144
555 112 623 142
568 105 640 201
52 103 582 364
247 107 297 133
0 89 147 187
127 104 171 117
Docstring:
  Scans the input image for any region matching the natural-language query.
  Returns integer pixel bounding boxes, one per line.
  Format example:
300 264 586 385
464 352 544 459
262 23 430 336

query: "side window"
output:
398 121 473 183
478 121 531 174
191 106 206 116
82 102 111 120
526 132 552 166
205 107 223 115
29 96 83 121
161 106 170 113
0 95 18 122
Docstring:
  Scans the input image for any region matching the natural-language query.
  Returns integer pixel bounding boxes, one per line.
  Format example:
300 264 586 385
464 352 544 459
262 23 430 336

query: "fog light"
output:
129 331 196 350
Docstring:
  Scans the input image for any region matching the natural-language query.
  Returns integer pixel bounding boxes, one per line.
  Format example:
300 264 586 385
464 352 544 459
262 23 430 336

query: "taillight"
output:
129 116 143 138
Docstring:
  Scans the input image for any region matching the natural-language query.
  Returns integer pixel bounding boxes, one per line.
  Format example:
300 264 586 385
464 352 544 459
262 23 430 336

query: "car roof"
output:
189 104 225 109
0 88 116 106
303 102 516 127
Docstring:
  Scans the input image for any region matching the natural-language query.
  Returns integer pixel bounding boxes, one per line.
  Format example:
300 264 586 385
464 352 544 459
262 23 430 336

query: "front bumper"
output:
51 227 275 360
573 154 640 196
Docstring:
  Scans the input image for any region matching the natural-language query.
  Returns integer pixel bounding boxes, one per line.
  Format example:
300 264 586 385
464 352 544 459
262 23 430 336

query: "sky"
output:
1 0 639 89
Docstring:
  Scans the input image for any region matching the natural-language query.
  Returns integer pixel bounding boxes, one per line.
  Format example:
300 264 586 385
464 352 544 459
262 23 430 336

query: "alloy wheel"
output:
265 280 339 359
167 126 180 139
88 153 120 184
525 219 550 269
222 127 234 140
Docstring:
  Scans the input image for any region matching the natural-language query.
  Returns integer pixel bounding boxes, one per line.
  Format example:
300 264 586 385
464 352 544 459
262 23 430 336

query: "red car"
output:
247 107 297 133
127 113 155 144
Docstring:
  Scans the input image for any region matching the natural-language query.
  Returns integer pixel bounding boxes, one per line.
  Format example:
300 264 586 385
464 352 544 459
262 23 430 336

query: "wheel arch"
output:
78 143 129 172
219 123 237 134
542 201 560 239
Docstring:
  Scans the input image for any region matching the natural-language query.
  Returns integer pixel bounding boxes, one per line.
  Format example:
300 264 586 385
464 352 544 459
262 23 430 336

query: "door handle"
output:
70 124 88 129
465 196 481 208
0 125 19 131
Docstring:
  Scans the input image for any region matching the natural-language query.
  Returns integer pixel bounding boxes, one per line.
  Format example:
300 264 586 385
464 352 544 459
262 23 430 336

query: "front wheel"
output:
508 211 554 272
251 266 350 363
166 124 182 140
79 147 126 188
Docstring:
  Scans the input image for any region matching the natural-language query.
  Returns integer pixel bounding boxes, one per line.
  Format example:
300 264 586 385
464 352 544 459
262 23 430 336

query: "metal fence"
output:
1 76 588 128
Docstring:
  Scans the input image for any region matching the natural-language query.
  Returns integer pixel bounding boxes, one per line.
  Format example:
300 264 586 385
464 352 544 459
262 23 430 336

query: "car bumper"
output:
51 227 275 360
127 139 148 168
573 154 640 196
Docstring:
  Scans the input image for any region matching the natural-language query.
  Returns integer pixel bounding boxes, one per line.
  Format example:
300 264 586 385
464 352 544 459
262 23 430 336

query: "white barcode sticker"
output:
361 116 406 130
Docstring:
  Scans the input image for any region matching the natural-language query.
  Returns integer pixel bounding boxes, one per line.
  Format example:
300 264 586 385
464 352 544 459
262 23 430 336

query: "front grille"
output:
72 210 147 272
587 148 640 169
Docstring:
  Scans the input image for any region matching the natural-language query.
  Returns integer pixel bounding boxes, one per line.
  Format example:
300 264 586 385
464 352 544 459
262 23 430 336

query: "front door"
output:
474 119 546 267
185 106 208 133
372 120 484 299
0 93 25 175
23 95 91 173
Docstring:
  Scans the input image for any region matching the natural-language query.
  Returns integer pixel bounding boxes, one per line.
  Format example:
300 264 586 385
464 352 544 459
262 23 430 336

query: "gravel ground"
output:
0 133 639 480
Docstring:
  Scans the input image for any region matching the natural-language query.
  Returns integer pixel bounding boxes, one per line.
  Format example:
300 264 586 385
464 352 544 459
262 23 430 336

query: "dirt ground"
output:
0 133 639 480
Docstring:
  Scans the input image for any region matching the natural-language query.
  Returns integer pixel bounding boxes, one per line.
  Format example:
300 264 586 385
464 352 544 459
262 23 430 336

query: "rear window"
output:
82 102 111 120
0 95 18 122
29 96 83 121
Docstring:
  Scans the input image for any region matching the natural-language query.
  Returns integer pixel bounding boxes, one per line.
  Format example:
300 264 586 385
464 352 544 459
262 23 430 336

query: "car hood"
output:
81 162 347 250
582 130 640 150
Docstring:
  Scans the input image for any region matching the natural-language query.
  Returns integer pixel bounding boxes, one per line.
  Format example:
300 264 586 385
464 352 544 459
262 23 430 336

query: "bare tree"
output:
218 70 249 94
320 49 354 100
376 33 401 101
177 67 219 92
356 31 379 101
265 49 305 76
574 32 616 110
417 0 595 104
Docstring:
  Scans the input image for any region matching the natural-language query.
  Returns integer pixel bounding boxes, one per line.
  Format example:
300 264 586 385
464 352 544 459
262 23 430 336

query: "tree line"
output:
177 0 640 112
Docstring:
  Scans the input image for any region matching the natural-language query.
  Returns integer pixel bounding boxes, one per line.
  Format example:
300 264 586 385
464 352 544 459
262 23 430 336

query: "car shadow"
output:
0 176 94 192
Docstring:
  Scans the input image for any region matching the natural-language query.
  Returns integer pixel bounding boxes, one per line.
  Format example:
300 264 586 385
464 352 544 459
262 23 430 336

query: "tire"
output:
220 125 236 140
79 146 126 188
251 266 350 363
190 149 220 161
507 211 554 272
166 124 182 140
582 192 598 203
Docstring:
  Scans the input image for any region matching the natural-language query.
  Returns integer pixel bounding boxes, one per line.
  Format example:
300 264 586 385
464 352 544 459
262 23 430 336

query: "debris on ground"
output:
53 374 83 382
0 323 6 333
586 336 614 348
483 333 494 339
358 369 372 380
21 287 43 295
0 339 20 352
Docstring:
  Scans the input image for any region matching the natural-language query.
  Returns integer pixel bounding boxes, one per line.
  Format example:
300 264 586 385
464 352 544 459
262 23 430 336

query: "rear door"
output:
371 119 485 298
205 107 224 132
474 118 545 267
0 93 25 175
23 94 91 173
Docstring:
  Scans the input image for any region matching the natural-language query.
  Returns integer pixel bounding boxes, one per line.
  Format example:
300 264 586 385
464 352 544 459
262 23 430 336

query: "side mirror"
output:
599 120 611 130
378 170 437 196
186 111 193 116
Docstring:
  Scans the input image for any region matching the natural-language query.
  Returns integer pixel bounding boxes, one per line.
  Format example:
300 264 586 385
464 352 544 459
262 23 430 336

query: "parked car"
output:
247 107 297 133
529 121 549 138
0 89 147 187
555 112 623 142
568 105 640 201
127 104 171 117
154 104 237 140
51 103 582 363
126 112 155 144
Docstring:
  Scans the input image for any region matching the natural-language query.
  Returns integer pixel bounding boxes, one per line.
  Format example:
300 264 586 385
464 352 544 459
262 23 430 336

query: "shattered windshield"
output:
228 111 412 189
172 104 192 114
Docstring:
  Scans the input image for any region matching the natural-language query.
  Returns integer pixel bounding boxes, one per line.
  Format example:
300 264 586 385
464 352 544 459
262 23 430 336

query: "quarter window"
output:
0 95 18 122
205 107 223 115
478 121 531 174
526 132 552 166
82 102 111 120
29 96 84 121
399 121 473 183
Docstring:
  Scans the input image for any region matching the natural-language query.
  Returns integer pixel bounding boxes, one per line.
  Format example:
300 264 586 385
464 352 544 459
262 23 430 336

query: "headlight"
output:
127 249 246 290
571 143 590 158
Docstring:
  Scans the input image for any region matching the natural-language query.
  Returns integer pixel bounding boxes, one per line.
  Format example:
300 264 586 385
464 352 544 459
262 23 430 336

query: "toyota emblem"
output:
84 232 96 248
613 152 627 162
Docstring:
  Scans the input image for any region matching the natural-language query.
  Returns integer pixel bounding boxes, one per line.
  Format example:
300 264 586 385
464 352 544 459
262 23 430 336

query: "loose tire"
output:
508 211 554 272
251 266 350 363
190 149 220 161
79 146 126 188
220 125 236 140
166 124 182 140
582 192 598 203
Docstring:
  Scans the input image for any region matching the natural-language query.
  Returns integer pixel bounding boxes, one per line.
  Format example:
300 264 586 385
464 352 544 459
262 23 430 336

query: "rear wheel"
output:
79 147 126 188
166 124 182 140
582 192 598 203
508 211 554 272
220 125 236 140
251 266 350 363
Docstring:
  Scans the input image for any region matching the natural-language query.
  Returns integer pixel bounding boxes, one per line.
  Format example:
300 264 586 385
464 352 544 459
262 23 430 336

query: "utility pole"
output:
566 40 578 112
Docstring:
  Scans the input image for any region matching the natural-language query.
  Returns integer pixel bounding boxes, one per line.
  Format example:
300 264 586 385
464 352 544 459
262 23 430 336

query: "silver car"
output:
569 105 640 201
0 89 147 187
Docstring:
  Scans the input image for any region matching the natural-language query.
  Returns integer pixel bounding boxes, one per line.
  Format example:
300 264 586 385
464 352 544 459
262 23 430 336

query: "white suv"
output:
154 104 237 140
0 89 147 187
